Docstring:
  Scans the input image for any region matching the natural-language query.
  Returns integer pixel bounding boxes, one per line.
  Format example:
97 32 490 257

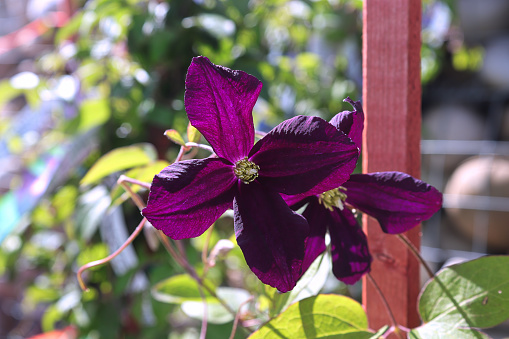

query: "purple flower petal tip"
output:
330 98 364 152
185 56 262 163
329 208 372 284
344 172 443 234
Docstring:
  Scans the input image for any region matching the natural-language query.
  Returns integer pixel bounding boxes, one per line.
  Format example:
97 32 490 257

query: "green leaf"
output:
80 143 156 186
55 12 84 44
164 129 186 146
181 287 251 324
41 304 64 332
110 160 169 206
151 274 216 304
0 80 22 108
419 256 509 328
409 325 489 339
249 294 373 339
411 256 509 338
370 325 389 339
187 123 201 143
280 252 331 313
77 98 111 132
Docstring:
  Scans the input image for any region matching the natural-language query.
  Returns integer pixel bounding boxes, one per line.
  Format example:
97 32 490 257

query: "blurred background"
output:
0 0 508 338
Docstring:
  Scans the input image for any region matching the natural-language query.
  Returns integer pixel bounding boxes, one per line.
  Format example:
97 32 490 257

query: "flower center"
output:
234 157 260 184
318 187 348 211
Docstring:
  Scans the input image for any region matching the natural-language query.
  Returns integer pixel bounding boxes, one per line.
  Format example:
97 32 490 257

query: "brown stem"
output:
117 175 147 211
176 146 190 162
229 296 254 339
366 273 404 339
117 174 150 189
397 234 434 278
198 284 208 339
202 225 215 277
185 142 214 153
77 218 147 291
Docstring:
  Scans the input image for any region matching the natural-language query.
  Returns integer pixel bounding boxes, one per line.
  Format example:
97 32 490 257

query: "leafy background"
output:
1 0 508 338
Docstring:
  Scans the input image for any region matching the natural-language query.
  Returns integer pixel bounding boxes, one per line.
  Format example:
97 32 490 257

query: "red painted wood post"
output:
362 0 422 331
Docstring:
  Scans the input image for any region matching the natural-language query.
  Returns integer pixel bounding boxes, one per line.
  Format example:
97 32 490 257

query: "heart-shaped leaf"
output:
249 294 373 339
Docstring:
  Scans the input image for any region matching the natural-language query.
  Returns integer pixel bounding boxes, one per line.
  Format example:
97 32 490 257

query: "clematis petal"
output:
328 207 372 284
343 172 443 234
250 115 358 196
142 158 237 239
184 56 262 163
329 97 364 152
233 181 309 293
300 199 328 274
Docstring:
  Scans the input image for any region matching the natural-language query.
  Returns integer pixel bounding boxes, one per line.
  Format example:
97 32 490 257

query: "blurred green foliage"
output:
0 0 363 337
0 0 470 338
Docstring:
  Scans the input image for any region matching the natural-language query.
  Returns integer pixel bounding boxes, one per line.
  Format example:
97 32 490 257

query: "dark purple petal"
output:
249 115 358 196
328 208 372 284
184 56 262 163
329 97 364 152
142 158 237 239
300 199 328 273
233 181 309 293
343 172 443 234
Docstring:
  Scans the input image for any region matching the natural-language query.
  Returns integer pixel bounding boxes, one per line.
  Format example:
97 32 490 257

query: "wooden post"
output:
362 0 422 331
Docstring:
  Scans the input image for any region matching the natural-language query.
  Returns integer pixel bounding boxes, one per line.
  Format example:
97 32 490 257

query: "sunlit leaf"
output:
80 143 157 186
151 274 216 304
420 256 509 327
181 287 251 324
41 305 64 333
370 325 389 339
55 12 84 44
249 294 373 339
409 324 489 339
187 123 201 143
76 243 109 268
411 256 509 338
110 160 169 206
164 129 186 146
280 252 331 312
77 98 111 132
0 80 22 108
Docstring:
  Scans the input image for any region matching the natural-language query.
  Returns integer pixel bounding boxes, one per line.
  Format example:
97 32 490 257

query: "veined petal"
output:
142 158 237 239
328 207 372 284
233 181 309 293
329 97 364 152
300 199 328 274
343 172 443 234
184 56 262 163
250 115 358 196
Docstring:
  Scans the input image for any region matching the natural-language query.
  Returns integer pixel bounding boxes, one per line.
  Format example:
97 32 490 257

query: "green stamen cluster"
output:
319 187 348 211
234 157 260 184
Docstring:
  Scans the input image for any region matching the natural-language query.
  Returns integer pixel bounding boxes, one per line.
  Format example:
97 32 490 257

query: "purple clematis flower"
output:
285 98 443 284
142 57 359 292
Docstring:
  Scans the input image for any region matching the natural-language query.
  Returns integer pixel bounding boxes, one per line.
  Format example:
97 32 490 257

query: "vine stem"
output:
198 283 208 339
77 218 147 291
185 142 214 153
229 296 254 339
117 175 147 210
201 224 215 277
117 174 150 189
116 148 249 335
397 234 434 278
153 219 249 333
366 273 405 339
